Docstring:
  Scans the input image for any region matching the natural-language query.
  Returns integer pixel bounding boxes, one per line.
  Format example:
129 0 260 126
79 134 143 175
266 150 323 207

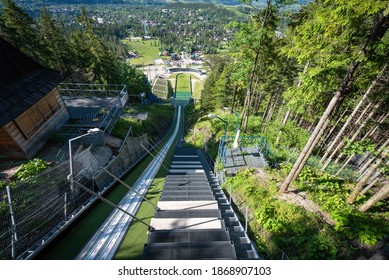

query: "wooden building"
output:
0 37 68 160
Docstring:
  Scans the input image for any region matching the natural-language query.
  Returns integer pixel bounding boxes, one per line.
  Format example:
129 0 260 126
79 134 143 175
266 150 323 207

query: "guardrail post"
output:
6 186 18 259
245 205 249 233
229 184 232 205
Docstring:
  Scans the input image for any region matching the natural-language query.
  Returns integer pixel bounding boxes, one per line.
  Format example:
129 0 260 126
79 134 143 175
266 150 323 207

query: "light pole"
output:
223 107 239 132
224 107 240 149
208 113 228 137
68 128 103 200
208 114 228 163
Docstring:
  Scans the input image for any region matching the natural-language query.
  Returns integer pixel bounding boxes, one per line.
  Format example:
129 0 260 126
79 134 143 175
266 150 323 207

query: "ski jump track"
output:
77 106 182 260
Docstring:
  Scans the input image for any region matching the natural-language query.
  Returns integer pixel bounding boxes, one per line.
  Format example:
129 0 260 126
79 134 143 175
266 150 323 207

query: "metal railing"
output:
217 135 271 164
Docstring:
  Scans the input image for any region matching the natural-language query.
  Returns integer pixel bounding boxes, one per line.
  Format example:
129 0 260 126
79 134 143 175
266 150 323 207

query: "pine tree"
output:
38 8 73 73
0 0 41 62
71 8 122 84
279 0 389 192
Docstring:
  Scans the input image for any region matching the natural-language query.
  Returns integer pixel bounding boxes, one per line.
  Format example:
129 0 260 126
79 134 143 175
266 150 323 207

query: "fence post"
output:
64 192 68 218
229 184 232 205
245 205 249 233
126 138 133 164
6 186 18 259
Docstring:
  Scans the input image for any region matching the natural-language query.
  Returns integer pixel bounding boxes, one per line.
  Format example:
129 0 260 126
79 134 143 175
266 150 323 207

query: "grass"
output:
42 154 156 259
41 105 176 260
113 177 165 259
114 138 177 259
192 78 205 100
175 73 191 100
114 105 182 259
111 104 175 139
122 39 162 66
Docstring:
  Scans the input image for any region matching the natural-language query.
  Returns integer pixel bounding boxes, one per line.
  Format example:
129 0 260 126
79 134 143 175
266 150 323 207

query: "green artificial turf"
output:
114 113 180 259
42 108 178 260
175 74 191 100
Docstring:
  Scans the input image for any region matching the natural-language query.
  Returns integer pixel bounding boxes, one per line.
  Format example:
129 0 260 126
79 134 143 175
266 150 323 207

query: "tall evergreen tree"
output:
71 8 122 84
0 0 41 62
279 0 389 192
38 8 73 73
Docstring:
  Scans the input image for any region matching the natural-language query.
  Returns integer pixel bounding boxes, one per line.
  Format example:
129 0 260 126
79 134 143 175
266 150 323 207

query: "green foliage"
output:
296 166 389 247
225 168 342 259
123 65 151 95
201 55 233 110
0 2 150 91
14 158 49 181
342 139 376 156
0 0 42 62
264 119 310 149
111 104 174 139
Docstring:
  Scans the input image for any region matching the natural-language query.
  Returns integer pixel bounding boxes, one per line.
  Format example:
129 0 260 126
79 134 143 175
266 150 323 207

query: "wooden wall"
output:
0 88 69 160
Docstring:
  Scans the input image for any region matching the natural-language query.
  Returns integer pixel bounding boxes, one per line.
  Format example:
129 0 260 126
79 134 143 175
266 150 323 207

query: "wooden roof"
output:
0 37 65 127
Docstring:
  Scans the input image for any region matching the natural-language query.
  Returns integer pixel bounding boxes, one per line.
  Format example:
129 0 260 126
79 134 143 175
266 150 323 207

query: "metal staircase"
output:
143 147 260 260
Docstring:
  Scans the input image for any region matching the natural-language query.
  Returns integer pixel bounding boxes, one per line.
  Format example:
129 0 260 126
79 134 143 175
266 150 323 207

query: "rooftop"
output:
0 37 64 127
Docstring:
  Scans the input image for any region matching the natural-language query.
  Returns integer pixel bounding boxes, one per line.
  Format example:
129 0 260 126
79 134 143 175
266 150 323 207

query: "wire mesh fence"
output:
0 129 150 260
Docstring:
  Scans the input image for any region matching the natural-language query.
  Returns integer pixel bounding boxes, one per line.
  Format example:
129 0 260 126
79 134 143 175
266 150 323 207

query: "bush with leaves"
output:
224 168 343 259
297 167 389 247
14 158 49 181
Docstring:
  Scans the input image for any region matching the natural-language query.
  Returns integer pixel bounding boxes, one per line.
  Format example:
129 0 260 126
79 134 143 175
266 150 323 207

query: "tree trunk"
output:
241 0 272 133
333 103 378 164
335 153 354 176
280 49 362 192
347 147 388 204
360 172 381 195
361 112 389 141
253 90 265 114
276 108 290 145
320 67 383 164
358 184 389 213
359 137 389 175
316 106 349 155
231 85 237 113
291 118 330 183
279 88 341 193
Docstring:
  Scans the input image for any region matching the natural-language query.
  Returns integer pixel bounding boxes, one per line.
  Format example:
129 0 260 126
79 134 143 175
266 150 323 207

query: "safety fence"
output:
217 135 271 164
0 129 150 260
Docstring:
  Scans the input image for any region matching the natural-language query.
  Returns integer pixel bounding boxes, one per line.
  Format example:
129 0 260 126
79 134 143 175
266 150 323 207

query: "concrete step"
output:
154 209 221 219
150 217 223 231
148 229 230 243
234 244 252 251
160 195 215 201
156 200 219 211
227 226 244 232
162 190 213 196
236 249 257 259
143 241 237 260
163 186 212 191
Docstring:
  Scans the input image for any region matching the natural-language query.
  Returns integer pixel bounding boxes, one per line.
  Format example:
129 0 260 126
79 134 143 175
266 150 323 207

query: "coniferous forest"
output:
1 0 388 260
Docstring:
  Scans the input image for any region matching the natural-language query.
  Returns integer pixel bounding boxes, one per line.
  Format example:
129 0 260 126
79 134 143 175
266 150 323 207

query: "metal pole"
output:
245 205 249 233
73 181 154 230
229 184 232 205
140 144 169 171
6 186 18 259
102 168 160 210
67 130 102 200
64 192 67 218
68 139 74 199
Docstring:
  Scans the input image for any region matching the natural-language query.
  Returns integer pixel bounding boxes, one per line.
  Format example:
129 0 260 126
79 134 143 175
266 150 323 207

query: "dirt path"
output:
279 190 335 226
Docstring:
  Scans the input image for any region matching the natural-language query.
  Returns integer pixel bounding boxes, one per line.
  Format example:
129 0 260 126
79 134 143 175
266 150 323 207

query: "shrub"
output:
14 158 49 181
